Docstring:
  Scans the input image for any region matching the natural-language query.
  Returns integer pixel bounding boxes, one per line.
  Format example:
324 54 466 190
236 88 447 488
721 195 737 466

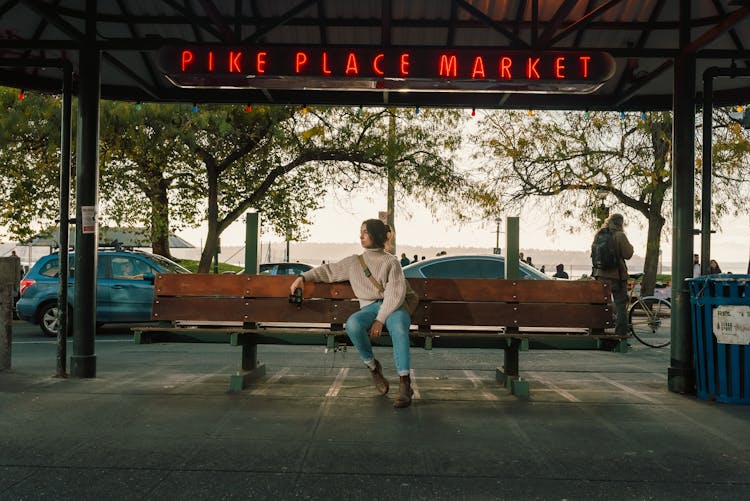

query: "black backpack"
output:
591 228 618 270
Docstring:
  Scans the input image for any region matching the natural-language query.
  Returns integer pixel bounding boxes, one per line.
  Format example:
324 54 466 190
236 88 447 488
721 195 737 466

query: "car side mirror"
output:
142 272 155 284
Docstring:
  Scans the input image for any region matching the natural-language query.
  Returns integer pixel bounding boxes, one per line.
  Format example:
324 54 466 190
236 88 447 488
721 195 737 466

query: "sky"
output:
176 188 750 272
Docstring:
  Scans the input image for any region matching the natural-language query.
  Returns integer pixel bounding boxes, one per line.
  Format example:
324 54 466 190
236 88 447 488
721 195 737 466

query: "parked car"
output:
402 254 550 280
237 262 314 276
16 248 190 336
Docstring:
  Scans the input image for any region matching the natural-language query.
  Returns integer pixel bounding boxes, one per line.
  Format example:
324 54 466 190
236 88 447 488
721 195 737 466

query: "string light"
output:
192 103 198 113
527 109 534 116
17 89 25 100
620 111 626 119
584 111 590 119
245 104 252 112
357 105 363 116
737 105 745 113
301 104 308 114
471 108 476 117
415 106 420 115
640 111 647 120
135 102 142 111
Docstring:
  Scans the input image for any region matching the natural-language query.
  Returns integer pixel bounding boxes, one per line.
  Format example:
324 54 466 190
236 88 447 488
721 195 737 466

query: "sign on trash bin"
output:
713 305 750 345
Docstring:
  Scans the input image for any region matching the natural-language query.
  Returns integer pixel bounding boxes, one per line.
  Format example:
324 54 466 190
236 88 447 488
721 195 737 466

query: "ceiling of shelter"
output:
1 0 750 110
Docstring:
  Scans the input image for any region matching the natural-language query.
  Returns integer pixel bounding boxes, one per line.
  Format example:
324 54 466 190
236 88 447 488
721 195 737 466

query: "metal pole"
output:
668 0 696 394
701 73 713 276
71 17 101 378
244 213 260 274
505 217 520 279
387 111 396 253
56 63 73 378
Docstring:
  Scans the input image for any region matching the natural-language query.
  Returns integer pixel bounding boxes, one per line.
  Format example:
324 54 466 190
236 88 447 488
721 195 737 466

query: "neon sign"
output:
158 45 615 94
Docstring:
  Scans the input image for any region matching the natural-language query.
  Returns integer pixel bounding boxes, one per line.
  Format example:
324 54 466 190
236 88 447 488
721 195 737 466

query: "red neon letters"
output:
176 49 603 82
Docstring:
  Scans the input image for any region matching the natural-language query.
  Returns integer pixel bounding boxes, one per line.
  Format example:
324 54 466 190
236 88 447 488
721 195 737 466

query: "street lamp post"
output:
494 217 502 254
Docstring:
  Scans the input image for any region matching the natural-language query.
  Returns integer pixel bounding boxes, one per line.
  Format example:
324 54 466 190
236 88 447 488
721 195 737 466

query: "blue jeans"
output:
345 300 411 376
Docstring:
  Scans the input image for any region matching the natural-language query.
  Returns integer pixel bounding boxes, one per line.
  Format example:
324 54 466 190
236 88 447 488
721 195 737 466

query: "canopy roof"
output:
1 1 749 110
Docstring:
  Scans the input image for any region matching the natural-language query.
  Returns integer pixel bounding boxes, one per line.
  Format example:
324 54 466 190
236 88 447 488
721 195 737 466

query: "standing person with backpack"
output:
591 213 634 335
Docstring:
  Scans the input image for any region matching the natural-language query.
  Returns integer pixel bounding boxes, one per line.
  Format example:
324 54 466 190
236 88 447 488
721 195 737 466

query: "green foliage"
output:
0 88 67 240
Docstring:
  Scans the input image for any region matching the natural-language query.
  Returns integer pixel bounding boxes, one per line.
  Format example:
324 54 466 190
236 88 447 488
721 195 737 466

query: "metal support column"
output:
244 212 260 274
505 217 520 279
668 0 696 393
71 44 101 378
57 64 73 378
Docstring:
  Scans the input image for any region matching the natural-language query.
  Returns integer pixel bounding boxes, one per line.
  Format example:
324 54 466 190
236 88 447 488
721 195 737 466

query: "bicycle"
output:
627 273 672 348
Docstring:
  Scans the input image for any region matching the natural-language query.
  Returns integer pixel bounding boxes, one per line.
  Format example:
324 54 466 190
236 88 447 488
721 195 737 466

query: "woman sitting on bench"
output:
289 219 413 409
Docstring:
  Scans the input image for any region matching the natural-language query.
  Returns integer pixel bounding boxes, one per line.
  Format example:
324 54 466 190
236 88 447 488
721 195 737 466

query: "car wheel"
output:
38 303 72 337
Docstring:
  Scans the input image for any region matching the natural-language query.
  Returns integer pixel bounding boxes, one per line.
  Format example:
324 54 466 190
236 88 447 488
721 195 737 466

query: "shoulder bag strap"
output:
357 254 385 293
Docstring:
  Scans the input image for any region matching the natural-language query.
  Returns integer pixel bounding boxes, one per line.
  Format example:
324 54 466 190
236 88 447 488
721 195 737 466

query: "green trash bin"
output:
688 275 750 404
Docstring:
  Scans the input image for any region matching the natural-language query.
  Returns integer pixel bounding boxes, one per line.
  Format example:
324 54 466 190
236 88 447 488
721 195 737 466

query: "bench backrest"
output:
152 274 613 329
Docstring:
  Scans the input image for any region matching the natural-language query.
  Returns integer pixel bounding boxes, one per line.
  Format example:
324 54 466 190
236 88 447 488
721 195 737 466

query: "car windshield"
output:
146 254 191 274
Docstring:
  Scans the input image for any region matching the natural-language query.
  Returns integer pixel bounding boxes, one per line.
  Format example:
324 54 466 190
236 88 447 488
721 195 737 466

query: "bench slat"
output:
155 273 358 299
153 297 361 323
154 297 611 329
155 274 611 304
418 302 612 329
409 278 610 303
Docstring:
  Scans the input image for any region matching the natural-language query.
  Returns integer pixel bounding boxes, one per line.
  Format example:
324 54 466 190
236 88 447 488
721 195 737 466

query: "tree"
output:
0 88 67 241
99 101 199 259
471 110 750 295
175 105 468 271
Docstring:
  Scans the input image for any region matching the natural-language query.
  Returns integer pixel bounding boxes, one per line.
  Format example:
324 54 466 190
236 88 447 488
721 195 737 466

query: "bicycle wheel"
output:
629 296 671 348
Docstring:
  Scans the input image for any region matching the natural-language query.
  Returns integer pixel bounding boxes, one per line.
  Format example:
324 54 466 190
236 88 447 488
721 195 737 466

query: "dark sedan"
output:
402 255 549 279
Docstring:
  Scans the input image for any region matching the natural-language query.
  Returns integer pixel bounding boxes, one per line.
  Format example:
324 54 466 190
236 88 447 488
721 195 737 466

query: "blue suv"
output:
17 248 190 336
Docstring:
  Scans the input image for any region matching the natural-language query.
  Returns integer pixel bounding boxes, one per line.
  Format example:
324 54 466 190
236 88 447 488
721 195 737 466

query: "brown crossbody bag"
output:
357 254 419 315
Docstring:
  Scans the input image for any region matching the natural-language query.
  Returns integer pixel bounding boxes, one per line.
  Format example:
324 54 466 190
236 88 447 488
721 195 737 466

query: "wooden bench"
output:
133 273 624 396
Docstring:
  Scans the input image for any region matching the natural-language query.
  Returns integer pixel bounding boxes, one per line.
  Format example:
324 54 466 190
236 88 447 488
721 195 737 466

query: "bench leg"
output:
229 334 266 392
133 330 150 344
496 338 529 397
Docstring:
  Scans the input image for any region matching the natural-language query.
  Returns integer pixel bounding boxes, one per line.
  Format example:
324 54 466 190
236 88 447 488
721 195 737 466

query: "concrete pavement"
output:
1 324 750 500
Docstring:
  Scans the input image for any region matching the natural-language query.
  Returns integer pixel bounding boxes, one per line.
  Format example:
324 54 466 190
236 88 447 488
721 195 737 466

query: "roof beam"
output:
159 0 222 42
614 59 673 108
317 0 327 45
513 0 526 42
683 6 750 55
446 0 457 47
381 0 391 46
21 0 84 42
197 0 238 43
115 0 160 96
711 0 747 54
547 0 625 48
453 0 529 48
245 0 318 44
536 0 578 48
102 52 160 100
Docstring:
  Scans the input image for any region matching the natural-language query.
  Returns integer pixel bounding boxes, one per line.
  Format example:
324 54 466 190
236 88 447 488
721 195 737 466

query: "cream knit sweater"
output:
301 248 407 324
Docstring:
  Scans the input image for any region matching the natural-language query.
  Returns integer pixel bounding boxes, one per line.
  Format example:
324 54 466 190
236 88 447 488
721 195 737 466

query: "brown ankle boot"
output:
369 359 389 396
393 375 414 408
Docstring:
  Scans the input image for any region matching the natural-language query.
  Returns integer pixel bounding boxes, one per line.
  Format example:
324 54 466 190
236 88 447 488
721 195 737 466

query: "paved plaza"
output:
2 323 750 500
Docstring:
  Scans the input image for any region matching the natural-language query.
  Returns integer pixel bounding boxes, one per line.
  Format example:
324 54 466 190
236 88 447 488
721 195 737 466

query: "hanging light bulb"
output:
135 102 142 111
737 105 745 113
357 105 363 116
415 106 420 115
301 104 308 114
584 110 590 119
620 111 626 119
17 89 25 100
245 104 252 112
641 111 647 120
471 108 476 117
192 103 198 113
527 109 534 116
